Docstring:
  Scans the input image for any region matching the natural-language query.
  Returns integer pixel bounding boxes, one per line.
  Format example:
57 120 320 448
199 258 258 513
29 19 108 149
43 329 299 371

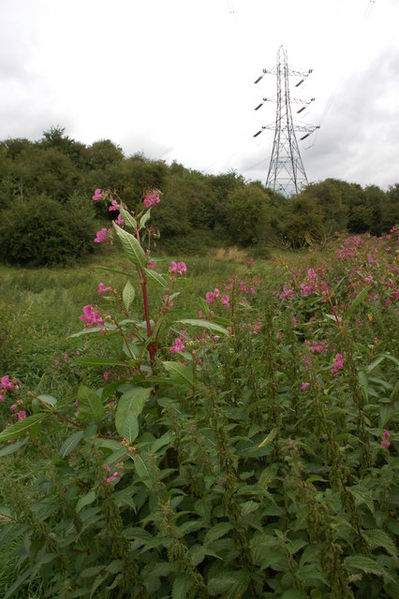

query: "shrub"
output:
0 194 97 267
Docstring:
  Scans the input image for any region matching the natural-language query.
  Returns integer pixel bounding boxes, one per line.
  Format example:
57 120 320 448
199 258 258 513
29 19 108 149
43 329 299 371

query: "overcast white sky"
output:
1 0 399 188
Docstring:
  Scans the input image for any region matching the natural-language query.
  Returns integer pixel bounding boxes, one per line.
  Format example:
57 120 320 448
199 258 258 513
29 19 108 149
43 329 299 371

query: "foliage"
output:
1 188 399 597
0 194 97 266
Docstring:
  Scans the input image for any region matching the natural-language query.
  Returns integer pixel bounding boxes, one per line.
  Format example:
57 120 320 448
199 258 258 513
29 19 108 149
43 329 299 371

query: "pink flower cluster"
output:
79 305 104 328
331 353 344 375
381 430 391 449
169 261 187 276
310 340 328 353
98 282 110 295
143 189 161 209
104 464 120 484
108 199 120 212
280 285 294 300
94 227 112 244
205 288 230 308
0 375 17 402
92 188 103 201
170 337 185 353
300 382 310 392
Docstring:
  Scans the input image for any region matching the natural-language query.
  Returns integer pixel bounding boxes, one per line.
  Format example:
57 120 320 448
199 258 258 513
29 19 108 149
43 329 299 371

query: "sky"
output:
1 0 399 189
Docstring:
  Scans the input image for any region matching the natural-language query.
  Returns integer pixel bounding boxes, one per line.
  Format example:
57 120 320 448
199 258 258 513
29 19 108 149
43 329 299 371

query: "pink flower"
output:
94 227 109 244
169 261 187 276
310 340 328 353
143 189 161 209
17 410 26 421
115 213 125 228
79 305 104 328
221 294 230 308
279 285 294 300
170 337 185 353
98 282 109 295
1 375 14 391
147 260 155 270
55 358 60 367
63 353 69 362
10 403 17 411
206 291 215 305
300 382 310 392
331 353 344 375
92 188 103 201
104 464 120 484
108 199 120 212
381 430 391 449
103 371 110 381
213 288 220 299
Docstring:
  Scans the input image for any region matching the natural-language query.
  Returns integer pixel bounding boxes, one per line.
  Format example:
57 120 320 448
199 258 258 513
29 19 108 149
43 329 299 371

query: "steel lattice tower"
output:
253 46 319 197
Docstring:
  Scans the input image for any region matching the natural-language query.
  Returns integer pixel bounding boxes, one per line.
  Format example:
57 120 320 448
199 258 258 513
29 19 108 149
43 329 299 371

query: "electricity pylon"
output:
253 46 319 197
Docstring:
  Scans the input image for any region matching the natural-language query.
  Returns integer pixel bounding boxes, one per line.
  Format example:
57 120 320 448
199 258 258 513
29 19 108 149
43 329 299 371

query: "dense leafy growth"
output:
0 190 398 597
1 127 399 266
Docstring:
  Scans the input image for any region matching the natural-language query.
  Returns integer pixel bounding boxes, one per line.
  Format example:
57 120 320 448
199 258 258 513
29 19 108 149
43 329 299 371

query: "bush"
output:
0 194 97 267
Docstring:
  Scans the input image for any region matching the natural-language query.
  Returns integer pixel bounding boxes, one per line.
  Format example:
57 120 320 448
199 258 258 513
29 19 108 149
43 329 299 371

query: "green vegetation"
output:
1 187 399 597
2 127 399 266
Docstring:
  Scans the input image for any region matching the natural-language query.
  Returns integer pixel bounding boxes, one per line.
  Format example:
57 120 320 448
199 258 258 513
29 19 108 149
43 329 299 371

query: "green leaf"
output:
358 370 369 401
76 490 96 513
172 574 193 599
204 522 233 545
115 409 139 442
349 486 375 514
59 430 84 457
0 438 28 456
207 571 250 596
112 223 146 267
122 280 135 312
282 590 308 599
139 209 151 230
37 394 57 408
162 361 193 386
144 267 168 288
258 427 278 448
77 357 127 367
132 453 150 479
120 386 153 417
177 318 230 336
69 323 116 338
78 384 105 423
119 204 137 231
0 413 48 443
344 285 370 322
344 555 387 577
361 529 398 557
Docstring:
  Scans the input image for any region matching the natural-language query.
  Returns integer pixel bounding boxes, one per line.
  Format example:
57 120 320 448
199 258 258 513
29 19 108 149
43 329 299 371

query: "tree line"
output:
1 127 399 265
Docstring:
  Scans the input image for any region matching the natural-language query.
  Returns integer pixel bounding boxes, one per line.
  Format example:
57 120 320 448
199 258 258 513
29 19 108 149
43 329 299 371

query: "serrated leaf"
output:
361 529 398 557
172 574 193 599
78 385 105 423
0 413 48 443
349 486 375 514
132 453 150 479
59 430 84 457
162 361 193 386
76 490 96 513
144 267 168 288
122 280 135 312
204 522 233 545
120 386 153 417
119 204 137 231
115 410 138 443
113 223 146 267
344 555 387 577
207 571 250 596
177 318 230 336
